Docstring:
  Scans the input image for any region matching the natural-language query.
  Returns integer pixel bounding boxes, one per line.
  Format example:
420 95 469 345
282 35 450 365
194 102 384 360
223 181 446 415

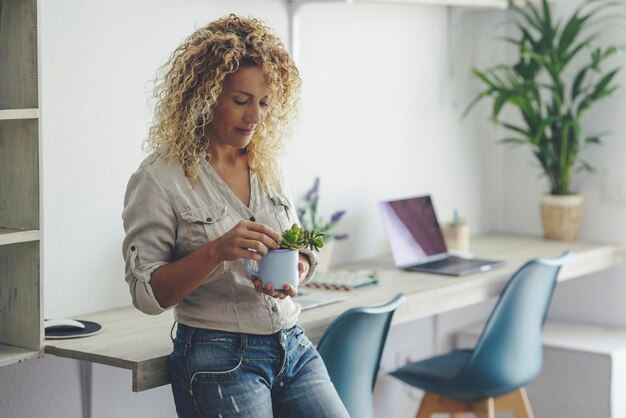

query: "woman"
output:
122 14 350 418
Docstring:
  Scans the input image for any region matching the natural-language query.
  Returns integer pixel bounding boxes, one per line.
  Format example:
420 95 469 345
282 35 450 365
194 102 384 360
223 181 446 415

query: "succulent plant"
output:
279 224 326 252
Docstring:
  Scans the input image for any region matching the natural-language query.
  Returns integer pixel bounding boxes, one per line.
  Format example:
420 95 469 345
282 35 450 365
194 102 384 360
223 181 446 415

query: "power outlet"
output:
407 386 423 401
602 181 626 205
394 349 423 368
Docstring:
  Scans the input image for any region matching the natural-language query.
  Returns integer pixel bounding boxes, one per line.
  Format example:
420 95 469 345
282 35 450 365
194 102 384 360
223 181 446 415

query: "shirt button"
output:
272 306 278 313
281 333 287 342
206 217 212 222
249 216 256 222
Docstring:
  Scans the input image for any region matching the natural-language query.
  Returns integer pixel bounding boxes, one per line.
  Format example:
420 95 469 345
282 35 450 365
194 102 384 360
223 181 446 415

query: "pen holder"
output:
442 220 470 253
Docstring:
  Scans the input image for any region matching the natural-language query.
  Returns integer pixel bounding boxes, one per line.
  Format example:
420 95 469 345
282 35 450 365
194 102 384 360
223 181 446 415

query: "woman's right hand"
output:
212 220 281 262
150 221 281 308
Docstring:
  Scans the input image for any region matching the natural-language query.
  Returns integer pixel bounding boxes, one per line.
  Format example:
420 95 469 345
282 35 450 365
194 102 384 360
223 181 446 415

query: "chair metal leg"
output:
494 388 535 418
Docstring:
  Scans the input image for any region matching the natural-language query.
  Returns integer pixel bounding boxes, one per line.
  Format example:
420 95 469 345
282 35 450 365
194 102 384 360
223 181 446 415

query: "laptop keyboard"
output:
416 257 463 268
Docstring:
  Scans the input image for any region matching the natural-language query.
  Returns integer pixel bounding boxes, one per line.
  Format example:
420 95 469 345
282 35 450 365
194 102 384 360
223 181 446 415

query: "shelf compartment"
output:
0 228 40 246
0 0 38 109
0 241 42 358
0 344 41 368
0 119 39 231
0 109 39 120
0 0 41 370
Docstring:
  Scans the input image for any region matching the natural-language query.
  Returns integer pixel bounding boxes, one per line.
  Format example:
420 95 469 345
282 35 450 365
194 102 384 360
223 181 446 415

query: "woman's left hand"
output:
250 277 297 299
249 254 309 299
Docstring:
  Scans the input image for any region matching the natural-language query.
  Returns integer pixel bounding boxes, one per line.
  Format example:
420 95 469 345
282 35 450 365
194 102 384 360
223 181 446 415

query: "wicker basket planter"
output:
540 194 583 241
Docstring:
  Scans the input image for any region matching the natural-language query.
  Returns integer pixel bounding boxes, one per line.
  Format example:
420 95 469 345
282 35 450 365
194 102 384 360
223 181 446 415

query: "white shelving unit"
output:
0 0 43 367
0 108 39 120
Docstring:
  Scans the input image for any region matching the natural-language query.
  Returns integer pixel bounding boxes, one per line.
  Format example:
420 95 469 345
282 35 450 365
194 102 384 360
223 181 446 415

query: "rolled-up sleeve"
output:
122 167 175 315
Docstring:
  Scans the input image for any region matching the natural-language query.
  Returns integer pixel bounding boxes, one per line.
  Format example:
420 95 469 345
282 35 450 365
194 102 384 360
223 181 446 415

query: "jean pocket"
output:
190 357 244 382
187 336 244 383
169 348 191 391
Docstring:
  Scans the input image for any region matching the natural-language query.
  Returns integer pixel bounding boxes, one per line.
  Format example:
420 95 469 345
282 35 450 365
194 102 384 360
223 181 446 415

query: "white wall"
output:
283 2 501 267
1 0 624 417
40 0 499 319
39 0 292 319
491 0 626 328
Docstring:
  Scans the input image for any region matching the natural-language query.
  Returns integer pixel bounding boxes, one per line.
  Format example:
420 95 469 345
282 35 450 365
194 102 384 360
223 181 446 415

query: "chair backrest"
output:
316 293 406 418
457 251 572 396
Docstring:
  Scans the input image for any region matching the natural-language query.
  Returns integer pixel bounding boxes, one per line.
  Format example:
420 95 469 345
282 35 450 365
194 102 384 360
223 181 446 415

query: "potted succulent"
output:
280 223 326 252
466 0 622 240
246 224 326 290
297 177 348 272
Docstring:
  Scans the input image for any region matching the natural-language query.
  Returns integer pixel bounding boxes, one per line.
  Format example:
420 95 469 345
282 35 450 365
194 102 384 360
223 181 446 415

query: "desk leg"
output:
80 360 93 418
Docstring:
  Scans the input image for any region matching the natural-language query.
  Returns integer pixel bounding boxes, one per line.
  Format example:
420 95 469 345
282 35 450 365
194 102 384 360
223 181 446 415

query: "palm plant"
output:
466 0 622 195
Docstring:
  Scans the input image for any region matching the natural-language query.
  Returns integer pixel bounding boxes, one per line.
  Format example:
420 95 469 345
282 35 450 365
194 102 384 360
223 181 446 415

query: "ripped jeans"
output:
169 323 350 418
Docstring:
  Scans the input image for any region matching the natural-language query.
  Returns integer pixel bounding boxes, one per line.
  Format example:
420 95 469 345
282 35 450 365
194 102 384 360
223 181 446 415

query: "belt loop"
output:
239 333 248 351
184 324 195 348
295 323 303 339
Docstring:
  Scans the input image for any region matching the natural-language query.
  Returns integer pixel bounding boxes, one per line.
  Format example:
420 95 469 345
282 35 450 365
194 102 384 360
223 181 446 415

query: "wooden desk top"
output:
44 233 624 392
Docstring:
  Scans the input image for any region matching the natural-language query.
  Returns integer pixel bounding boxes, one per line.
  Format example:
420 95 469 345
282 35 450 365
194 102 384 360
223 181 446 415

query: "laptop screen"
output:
379 195 448 268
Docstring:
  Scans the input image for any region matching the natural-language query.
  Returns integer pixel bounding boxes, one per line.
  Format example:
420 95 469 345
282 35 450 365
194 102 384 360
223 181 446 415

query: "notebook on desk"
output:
293 290 347 311
379 195 503 276
305 270 379 291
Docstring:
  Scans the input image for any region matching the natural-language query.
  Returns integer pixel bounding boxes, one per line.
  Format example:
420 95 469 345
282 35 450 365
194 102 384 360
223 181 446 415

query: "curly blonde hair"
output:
147 14 301 189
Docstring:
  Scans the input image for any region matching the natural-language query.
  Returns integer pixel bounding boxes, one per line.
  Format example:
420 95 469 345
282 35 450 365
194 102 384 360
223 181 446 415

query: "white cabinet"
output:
0 0 43 367
457 321 626 418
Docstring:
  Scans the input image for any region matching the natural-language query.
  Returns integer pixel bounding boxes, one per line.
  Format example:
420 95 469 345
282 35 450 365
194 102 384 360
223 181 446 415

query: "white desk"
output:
45 233 624 392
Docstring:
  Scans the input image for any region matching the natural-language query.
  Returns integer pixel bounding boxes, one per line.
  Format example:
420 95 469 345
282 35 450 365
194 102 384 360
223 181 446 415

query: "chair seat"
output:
392 349 472 382
391 348 514 402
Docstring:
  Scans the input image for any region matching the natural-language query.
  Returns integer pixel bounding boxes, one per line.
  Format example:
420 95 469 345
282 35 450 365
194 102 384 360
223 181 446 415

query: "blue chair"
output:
316 293 407 418
391 252 572 418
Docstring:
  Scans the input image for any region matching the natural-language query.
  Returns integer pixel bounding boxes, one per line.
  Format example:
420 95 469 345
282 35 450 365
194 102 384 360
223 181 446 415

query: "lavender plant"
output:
297 177 348 242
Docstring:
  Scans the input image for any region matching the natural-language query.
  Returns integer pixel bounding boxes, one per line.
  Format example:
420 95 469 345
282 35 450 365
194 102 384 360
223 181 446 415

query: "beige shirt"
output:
122 153 318 335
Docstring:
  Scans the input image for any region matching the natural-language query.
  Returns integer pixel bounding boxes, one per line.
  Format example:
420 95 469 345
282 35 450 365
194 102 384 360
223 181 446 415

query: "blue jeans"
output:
169 323 350 418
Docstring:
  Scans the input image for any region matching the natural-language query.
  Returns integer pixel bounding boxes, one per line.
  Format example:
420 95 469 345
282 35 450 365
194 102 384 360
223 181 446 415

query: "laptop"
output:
293 290 347 311
379 195 503 276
